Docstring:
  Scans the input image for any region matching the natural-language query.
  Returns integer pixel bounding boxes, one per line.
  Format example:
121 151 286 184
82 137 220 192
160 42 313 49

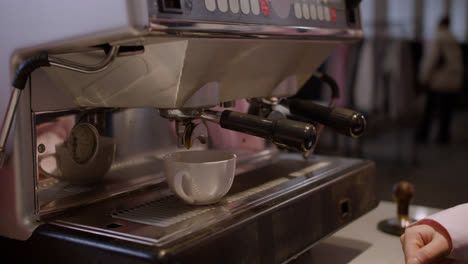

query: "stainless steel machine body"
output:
0 1 377 262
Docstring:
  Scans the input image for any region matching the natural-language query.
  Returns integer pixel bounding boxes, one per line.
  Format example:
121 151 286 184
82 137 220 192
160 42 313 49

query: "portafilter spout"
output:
160 109 317 153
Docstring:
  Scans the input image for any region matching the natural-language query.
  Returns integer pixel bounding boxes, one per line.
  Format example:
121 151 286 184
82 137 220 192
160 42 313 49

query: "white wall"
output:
451 0 467 42
387 0 415 39
360 0 467 42
360 0 375 37
422 0 445 40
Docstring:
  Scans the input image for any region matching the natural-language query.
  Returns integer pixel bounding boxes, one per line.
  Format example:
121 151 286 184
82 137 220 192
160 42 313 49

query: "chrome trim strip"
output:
52 221 156 246
49 220 157 246
49 46 119 74
38 176 163 217
0 88 22 167
149 19 363 40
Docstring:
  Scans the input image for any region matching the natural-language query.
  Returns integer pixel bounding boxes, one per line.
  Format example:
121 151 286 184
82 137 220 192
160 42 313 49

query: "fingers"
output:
407 258 421 264
403 227 426 262
412 236 451 264
401 227 451 264
401 225 449 264
401 224 452 264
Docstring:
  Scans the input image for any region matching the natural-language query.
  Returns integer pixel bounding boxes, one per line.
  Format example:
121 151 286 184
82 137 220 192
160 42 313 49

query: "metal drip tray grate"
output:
55 155 369 247
111 160 337 230
111 177 287 228
225 177 289 203
112 195 215 227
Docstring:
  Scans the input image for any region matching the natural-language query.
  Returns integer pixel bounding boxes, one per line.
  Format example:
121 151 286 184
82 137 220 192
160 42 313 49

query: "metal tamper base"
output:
378 181 417 236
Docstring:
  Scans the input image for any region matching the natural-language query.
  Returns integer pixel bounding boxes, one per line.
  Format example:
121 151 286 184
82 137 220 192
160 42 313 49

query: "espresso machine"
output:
0 0 377 263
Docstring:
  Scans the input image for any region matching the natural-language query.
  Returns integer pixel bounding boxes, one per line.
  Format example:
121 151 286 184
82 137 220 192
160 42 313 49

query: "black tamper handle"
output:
288 99 366 138
219 111 316 152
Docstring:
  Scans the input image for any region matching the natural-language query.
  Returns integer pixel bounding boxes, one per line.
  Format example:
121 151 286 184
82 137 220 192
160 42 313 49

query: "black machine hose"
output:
12 53 51 89
1 53 51 167
317 72 340 99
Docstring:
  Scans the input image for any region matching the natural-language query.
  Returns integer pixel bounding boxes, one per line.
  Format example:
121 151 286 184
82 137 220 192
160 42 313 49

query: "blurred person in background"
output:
415 16 464 144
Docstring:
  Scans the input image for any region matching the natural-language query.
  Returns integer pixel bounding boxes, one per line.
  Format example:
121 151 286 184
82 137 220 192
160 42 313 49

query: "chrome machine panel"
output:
0 4 373 264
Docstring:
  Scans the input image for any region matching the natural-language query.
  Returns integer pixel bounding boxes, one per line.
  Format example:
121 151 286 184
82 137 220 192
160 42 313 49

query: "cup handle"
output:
174 169 194 204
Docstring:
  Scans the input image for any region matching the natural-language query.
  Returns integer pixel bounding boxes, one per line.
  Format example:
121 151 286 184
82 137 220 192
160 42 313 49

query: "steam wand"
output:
0 45 146 167
0 46 123 167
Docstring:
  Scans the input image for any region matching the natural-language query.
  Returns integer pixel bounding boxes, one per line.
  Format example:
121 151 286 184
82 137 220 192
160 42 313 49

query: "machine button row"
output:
293 2 333 22
205 0 263 15
205 0 334 21
230 0 240 13
205 0 216 12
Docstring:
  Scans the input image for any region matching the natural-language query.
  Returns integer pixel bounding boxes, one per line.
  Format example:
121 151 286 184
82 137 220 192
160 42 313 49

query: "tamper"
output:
377 181 416 236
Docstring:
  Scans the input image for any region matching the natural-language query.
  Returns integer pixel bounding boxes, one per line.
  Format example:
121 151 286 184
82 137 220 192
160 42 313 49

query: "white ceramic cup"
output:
163 150 236 205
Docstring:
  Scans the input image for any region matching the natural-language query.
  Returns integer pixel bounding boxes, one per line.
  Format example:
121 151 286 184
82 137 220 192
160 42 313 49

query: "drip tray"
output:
111 174 291 229
108 159 338 235
52 154 378 255
112 195 216 227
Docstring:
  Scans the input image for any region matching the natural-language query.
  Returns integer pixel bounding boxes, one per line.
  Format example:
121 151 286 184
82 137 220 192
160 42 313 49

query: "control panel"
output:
148 0 361 30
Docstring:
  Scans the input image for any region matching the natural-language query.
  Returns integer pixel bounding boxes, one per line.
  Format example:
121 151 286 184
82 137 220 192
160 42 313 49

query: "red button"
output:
261 0 269 16
330 7 337 22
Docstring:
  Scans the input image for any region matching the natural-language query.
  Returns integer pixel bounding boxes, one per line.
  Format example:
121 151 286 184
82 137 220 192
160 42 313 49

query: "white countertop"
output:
299 201 467 264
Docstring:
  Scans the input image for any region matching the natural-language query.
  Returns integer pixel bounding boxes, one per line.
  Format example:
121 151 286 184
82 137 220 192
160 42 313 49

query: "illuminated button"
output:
217 0 228 12
302 3 310 19
240 0 250 14
294 2 302 19
229 0 240 13
251 0 260 15
330 7 337 22
324 6 330 21
317 5 324 20
310 4 317 20
205 0 217 12
260 0 270 16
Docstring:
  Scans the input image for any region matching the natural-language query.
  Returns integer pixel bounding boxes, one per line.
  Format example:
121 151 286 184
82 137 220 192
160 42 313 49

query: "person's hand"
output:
400 224 452 264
